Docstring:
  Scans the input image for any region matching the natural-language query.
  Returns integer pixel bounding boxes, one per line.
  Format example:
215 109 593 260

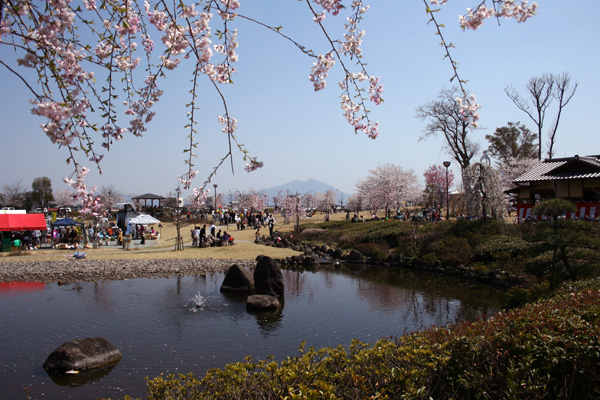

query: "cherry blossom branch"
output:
304 0 383 138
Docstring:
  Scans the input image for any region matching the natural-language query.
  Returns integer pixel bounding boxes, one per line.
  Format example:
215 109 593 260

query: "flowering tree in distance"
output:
423 164 455 207
96 185 124 214
1 0 536 210
356 163 421 217
498 156 538 192
276 190 302 226
243 191 266 212
316 189 337 214
53 188 77 208
346 193 363 213
462 162 505 221
302 192 316 212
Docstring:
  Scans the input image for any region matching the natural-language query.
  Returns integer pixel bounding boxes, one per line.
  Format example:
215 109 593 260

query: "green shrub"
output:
426 236 473 266
504 281 550 309
474 235 530 261
447 219 507 244
298 228 327 241
355 242 389 262
420 252 440 268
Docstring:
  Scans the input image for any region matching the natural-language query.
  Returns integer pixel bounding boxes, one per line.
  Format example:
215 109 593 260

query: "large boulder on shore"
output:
333 247 343 259
347 249 365 263
246 294 282 311
43 337 122 373
254 256 284 297
220 264 254 294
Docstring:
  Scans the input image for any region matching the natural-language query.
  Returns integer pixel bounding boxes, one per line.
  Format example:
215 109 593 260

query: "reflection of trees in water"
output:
281 269 317 304
281 267 342 303
66 281 114 313
349 267 502 329
322 270 335 290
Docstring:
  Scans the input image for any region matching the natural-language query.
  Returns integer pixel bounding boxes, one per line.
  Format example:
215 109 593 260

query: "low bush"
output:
298 228 327 241
425 236 473 267
354 242 390 262
474 235 530 262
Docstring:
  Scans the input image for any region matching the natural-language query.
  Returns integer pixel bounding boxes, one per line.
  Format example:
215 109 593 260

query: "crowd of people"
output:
10 229 44 250
190 224 234 247
188 210 279 247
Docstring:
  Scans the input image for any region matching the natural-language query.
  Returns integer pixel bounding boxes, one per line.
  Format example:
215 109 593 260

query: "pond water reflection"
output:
0 265 503 399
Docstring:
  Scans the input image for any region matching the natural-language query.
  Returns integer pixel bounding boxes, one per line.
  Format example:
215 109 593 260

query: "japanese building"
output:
510 154 600 221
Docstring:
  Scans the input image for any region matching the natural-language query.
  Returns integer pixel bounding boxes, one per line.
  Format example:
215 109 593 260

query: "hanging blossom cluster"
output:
191 187 209 206
430 0 537 30
459 1 537 30
310 0 344 16
63 166 104 217
308 0 383 139
456 94 481 128
309 52 335 91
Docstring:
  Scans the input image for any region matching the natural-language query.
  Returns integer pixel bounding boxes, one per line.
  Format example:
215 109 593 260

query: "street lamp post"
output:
213 184 218 214
443 161 451 221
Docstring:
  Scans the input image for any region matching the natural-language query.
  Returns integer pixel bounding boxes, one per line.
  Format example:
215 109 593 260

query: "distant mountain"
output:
259 179 350 203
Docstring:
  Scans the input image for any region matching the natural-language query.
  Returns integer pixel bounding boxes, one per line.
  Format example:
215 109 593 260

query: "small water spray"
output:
187 291 206 312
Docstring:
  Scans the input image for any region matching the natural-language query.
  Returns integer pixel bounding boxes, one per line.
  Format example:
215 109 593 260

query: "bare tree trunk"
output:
547 72 577 158
505 75 554 160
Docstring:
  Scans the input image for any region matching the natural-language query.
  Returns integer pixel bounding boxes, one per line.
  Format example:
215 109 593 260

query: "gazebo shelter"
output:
131 193 166 209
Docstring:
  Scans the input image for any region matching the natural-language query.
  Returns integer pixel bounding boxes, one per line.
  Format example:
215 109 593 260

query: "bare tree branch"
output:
416 87 480 172
547 72 577 158
505 74 554 160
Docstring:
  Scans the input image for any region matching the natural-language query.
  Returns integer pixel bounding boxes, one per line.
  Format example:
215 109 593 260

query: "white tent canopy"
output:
127 214 161 225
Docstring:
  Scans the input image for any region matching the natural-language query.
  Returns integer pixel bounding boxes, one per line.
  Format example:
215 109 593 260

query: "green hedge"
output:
122 279 600 400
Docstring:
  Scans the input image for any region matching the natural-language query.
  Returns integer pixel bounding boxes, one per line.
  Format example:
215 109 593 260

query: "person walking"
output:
268 216 274 237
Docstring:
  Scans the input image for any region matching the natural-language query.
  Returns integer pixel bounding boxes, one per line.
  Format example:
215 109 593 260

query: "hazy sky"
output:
1 1 598 200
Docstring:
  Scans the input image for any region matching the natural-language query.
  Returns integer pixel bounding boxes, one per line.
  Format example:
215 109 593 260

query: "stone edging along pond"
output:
0 259 256 283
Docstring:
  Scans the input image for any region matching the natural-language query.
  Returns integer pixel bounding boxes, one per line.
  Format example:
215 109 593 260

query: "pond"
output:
0 265 503 399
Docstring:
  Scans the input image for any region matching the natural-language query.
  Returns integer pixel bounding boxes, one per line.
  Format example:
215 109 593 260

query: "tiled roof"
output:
513 155 600 183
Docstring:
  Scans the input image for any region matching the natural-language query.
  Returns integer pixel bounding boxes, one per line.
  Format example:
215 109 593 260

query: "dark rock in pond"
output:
303 254 319 266
220 264 255 294
43 337 122 373
246 294 282 311
320 244 330 253
347 249 365 263
333 248 343 259
254 256 284 297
